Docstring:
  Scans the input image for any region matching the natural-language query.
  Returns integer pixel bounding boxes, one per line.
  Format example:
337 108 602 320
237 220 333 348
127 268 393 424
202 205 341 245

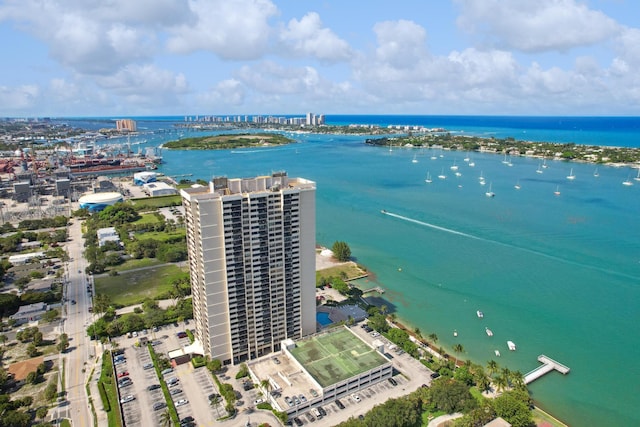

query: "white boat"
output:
412 154 418 164
501 153 509 164
495 350 501 357
622 176 633 186
514 180 521 190
485 182 495 198
507 340 517 351
554 185 561 196
567 168 576 180
450 160 458 171
486 327 493 337
593 167 599 177
463 155 470 162
542 158 548 169
453 329 458 337
536 163 543 174
455 171 462 177
634 168 640 181
425 172 432 183
477 310 484 318
468 160 475 167
438 168 446 180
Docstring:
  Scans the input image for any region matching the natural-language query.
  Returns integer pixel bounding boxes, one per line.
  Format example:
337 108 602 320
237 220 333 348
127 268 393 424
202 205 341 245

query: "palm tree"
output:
380 305 388 316
159 408 172 427
494 374 508 392
477 375 492 393
211 394 221 417
486 360 499 377
413 327 422 339
260 379 272 396
428 333 438 344
0 334 7 347
510 370 526 390
453 343 464 354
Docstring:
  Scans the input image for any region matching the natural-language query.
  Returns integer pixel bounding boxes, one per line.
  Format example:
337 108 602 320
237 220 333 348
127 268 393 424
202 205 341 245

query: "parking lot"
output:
109 320 435 427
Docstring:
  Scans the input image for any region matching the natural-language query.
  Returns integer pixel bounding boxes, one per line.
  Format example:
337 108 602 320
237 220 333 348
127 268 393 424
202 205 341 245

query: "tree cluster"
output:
331 241 351 262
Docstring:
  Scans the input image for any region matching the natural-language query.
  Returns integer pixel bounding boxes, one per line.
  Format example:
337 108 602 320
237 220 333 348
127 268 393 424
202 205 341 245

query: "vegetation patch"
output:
97 350 123 427
163 133 294 150
128 195 182 209
131 213 162 225
95 264 188 307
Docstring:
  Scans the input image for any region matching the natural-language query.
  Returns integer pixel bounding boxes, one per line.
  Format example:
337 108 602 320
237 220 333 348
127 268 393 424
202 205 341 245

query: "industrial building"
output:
133 171 157 185
180 172 316 365
142 181 177 197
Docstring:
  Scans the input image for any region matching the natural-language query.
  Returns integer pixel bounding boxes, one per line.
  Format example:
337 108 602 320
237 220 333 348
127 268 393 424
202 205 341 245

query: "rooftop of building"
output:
288 327 389 388
180 172 315 199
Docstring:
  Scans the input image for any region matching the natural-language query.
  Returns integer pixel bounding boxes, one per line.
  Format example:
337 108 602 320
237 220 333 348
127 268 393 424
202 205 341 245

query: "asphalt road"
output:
58 218 95 427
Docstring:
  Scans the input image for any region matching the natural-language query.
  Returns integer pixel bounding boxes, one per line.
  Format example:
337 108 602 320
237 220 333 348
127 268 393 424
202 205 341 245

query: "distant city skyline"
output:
1 1 640 117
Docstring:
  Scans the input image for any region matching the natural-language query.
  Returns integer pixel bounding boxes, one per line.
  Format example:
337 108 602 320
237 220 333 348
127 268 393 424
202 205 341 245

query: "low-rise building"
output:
97 227 120 247
142 181 177 197
10 302 48 325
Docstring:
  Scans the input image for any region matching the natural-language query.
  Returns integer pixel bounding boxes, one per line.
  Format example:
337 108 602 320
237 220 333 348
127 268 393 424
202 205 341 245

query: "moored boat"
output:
486 327 493 337
477 310 484 318
507 340 517 351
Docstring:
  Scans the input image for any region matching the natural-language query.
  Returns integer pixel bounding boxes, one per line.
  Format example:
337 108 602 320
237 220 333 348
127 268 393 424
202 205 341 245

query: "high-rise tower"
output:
180 172 316 365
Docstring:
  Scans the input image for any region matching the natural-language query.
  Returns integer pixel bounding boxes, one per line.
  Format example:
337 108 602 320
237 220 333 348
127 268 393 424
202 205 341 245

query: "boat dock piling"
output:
524 355 570 385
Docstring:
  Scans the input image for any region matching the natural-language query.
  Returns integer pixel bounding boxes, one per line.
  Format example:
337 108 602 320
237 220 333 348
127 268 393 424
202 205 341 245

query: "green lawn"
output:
135 229 186 242
109 257 165 272
132 213 161 225
316 262 367 281
95 264 188 306
129 195 182 209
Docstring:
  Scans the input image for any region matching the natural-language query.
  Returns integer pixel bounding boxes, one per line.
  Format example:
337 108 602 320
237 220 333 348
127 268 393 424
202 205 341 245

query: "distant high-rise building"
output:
180 172 317 365
115 119 137 132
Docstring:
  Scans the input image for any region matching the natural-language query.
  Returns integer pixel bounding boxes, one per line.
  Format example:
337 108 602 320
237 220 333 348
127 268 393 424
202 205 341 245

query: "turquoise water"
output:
317 312 333 326
68 117 640 426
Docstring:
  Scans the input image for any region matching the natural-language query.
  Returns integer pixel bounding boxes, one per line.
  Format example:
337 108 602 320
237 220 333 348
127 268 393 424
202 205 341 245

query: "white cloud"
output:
373 20 429 69
0 85 39 111
455 0 620 52
279 12 352 62
165 0 277 60
197 79 246 107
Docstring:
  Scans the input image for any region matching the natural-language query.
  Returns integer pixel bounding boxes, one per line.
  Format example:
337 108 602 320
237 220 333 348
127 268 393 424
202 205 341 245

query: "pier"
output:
361 286 385 295
524 355 570 385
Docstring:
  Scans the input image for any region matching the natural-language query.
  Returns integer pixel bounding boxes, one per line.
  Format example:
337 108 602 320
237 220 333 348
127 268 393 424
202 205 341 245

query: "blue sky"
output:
1 0 639 117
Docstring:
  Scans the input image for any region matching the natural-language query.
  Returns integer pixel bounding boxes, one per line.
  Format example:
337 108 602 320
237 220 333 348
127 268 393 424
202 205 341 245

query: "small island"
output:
163 132 294 150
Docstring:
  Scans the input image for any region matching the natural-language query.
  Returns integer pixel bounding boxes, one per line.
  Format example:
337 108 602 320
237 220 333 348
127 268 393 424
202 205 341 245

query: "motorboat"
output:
477 310 484 318
485 327 493 337
495 350 501 357
453 330 458 337
507 341 517 351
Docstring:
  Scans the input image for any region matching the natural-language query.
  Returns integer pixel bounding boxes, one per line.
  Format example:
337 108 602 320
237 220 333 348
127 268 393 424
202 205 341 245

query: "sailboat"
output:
567 168 576 180
501 153 509 164
388 142 393 153
485 182 495 198
634 168 640 181
622 175 633 186
542 158 548 169
450 160 458 171
412 154 418 163
536 163 543 174
554 185 561 196
468 158 475 167
593 167 599 177
425 172 432 183
463 155 470 163
514 179 521 190
438 168 446 180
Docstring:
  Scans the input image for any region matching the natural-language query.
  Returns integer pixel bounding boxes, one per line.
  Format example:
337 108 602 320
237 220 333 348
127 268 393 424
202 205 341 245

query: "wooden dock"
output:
524 355 570 385
361 286 385 295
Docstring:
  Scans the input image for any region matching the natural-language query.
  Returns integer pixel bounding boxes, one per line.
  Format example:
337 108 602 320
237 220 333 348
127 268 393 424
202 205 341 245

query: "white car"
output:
175 399 189 407
351 393 361 403
120 395 135 404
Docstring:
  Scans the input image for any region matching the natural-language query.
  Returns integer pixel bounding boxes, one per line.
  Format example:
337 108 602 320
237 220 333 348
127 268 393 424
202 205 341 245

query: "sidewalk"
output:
87 351 108 427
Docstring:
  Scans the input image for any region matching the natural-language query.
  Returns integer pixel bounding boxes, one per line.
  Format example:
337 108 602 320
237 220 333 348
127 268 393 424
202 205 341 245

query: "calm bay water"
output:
71 116 640 426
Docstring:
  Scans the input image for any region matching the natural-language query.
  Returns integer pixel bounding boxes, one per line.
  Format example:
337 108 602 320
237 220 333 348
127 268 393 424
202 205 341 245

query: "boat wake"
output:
380 210 640 281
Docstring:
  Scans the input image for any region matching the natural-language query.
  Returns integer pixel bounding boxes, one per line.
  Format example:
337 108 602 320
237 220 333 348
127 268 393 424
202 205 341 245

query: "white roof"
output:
78 192 123 204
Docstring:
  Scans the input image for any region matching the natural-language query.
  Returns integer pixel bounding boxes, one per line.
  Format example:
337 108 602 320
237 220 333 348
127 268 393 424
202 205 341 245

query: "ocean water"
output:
67 116 640 426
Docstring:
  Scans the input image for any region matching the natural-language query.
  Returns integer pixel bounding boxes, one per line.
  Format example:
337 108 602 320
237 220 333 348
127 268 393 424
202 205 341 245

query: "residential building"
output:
180 172 316 365
115 119 137 132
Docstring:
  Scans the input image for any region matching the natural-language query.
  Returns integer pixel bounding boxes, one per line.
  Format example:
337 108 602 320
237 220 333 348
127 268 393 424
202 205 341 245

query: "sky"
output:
1 0 640 117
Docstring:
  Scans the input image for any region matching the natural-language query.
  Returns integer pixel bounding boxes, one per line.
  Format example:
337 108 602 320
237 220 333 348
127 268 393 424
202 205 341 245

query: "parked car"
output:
143 362 154 370
153 402 166 411
177 331 187 338
161 368 173 375
430 372 441 379
176 399 189 407
293 417 303 427
147 384 161 391
305 412 316 423
117 371 129 378
318 406 327 417
351 393 361 403
180 417 195 426
299 394 307 403
113 359 126 366
285 396 293 407
388 377 398 386
335 399 345 409
170 388 183 395
167 377 179 385
253 399 264 405
120 395 135 404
